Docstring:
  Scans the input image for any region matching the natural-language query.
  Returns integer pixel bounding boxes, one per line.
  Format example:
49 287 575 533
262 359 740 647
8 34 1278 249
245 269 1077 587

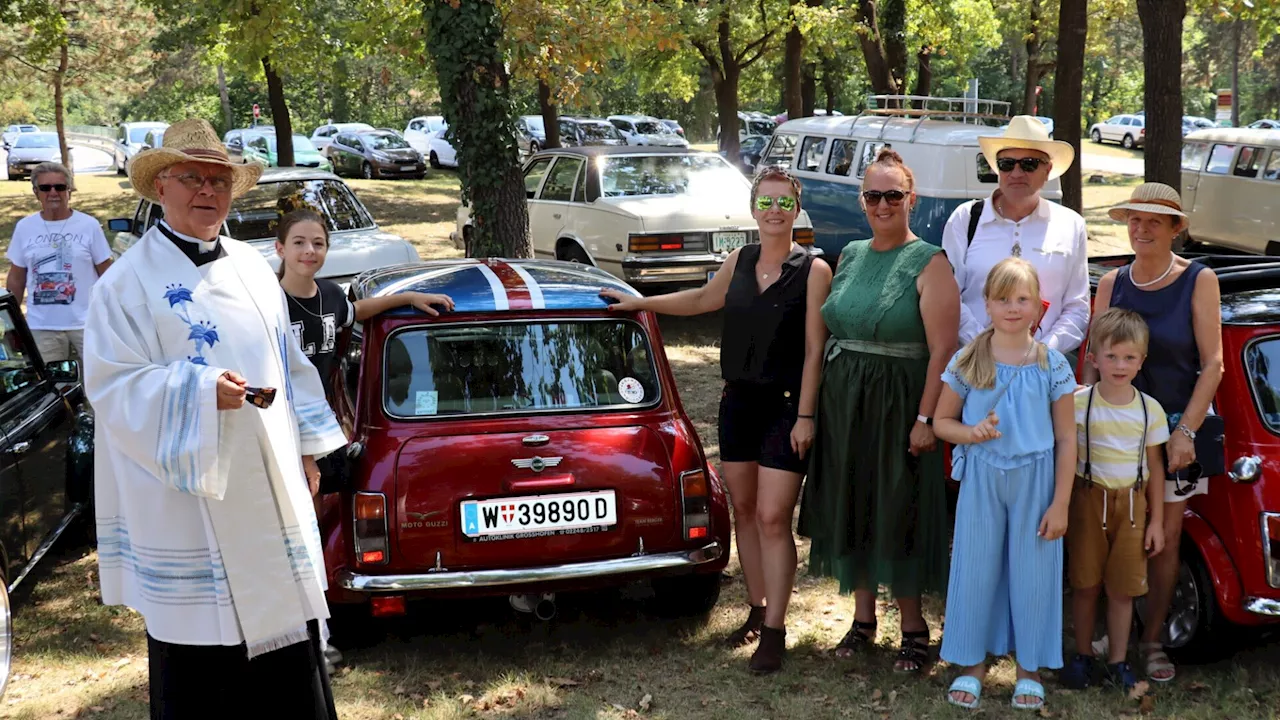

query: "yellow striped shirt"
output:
1075 386 1170 489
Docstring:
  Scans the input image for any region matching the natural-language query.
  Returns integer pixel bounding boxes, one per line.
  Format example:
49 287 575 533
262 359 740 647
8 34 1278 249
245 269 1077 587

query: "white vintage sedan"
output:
453 147 816 288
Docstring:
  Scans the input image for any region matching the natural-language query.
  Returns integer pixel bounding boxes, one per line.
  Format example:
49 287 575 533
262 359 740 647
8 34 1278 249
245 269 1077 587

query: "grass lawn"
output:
1080 141 1146 161
7 170 1272 720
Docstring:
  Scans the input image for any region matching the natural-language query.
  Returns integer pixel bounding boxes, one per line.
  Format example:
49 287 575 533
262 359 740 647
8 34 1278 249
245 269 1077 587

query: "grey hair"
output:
31 162 74 192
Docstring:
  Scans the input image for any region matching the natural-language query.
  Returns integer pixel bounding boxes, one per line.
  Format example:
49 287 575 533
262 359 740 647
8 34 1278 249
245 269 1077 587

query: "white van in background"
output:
1181 128 1280 255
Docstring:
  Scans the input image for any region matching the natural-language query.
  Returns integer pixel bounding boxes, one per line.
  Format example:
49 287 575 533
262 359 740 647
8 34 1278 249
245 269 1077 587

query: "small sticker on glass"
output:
415 390 438 415
618 377 645 404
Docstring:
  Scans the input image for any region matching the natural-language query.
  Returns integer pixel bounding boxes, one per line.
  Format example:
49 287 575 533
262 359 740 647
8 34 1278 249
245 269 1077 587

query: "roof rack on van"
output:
862 95 1011 125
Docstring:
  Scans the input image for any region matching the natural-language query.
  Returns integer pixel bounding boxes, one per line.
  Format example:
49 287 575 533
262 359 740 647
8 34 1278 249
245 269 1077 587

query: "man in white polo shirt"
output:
941 116 1090 353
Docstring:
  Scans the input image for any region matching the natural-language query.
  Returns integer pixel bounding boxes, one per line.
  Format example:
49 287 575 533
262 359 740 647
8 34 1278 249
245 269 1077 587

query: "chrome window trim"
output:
1243 333 1280 438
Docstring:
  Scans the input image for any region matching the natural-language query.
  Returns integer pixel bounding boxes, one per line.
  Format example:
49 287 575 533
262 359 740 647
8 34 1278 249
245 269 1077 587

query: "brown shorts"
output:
1067 480 1149 597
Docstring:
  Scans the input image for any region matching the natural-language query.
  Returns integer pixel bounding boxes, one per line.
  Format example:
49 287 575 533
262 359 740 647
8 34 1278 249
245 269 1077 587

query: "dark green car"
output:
242 132 332 172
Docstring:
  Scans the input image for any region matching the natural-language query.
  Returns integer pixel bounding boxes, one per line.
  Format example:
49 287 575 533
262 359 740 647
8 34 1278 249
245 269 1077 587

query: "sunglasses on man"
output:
754 194 797 212
861 189 910 206
37 184 69 193
996 157 1049 173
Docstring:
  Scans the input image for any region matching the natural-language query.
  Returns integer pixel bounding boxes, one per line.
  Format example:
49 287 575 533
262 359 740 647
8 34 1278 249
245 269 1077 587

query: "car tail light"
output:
629 234 698 252
370 595 407 617
793 227 815 245
680 469 710 541
354 492 389 565
1263 513 1280 588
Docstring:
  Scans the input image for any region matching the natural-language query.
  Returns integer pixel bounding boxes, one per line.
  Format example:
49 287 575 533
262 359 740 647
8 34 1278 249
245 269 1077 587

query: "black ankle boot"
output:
749 625 786 674
725 604 766 647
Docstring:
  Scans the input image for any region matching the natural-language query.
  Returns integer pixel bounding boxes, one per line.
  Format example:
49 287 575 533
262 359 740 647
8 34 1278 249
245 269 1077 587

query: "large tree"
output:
688 0 783 157
1053 0 1087 212
1137 0 1186 187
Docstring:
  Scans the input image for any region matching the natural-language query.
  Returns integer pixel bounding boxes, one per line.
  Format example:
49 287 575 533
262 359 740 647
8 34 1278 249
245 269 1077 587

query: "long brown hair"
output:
275 209 328 280
952 257 1048 389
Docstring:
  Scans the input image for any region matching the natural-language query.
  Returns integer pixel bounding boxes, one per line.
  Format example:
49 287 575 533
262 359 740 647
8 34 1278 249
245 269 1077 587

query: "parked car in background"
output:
6 132 62 181
242 132 332 171
1089 113 1145 148
327 130 426 180
659 119 685 138
721 134 767 174
607 115 689 148
1249 119 1280 130
1184 116 1216 135
311 122 375 157
0 290 95 697
516 115 546 159
720 111 776 144
558 117 627 148
2 124 39 149
141 128 165 151
427 129 458 169
114 121 168 175
1179 127 1280 255
324 258 730 631
107 167 419 286
404 115 446 155
453 147 816 289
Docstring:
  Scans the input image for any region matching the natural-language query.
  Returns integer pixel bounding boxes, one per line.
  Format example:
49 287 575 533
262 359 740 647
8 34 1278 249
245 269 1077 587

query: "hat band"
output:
1133 197 1182 213
181 147 233 163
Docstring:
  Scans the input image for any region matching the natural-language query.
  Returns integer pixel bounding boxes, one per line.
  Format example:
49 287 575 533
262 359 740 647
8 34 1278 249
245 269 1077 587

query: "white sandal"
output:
1140 641 1176 683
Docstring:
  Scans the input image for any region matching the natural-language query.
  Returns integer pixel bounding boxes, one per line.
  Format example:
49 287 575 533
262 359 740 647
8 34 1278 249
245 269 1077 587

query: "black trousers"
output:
148 620 338 720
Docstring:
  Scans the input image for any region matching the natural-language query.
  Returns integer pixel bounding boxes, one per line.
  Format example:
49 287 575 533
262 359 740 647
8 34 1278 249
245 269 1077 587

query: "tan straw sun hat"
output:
979 115 1076 181
1107 182 1186 222
127 118 262 203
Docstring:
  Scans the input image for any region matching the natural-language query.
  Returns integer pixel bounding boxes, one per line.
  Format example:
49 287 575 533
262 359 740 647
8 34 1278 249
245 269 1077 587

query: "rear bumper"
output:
336 541 724 594
622 253 725 286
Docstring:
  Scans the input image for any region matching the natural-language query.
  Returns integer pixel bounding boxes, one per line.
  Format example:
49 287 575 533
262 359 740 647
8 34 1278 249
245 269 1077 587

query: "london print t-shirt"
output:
285 278 355 382
5 211 113 330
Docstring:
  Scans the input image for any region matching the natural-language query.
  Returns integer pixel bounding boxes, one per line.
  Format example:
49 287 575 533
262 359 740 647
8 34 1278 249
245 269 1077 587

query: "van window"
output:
798 136 827 172
976 153 997 183
857 142 885 178
763 134 797 169
827 139 856 176
1205 144 1237 175
1234 146 1265 178
1181 142 1209 171
1264 151 1280 181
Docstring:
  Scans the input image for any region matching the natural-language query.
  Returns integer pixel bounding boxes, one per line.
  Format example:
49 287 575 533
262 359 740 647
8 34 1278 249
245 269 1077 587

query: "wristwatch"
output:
1177 423 1197 440
917 414 933 426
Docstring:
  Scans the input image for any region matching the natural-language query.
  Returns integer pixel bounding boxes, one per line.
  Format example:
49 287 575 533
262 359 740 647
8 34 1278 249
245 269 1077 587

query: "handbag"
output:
1170 412 1225 492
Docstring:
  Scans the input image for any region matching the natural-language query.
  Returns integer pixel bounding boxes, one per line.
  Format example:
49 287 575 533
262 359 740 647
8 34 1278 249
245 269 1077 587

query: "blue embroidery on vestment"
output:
164 283 218 365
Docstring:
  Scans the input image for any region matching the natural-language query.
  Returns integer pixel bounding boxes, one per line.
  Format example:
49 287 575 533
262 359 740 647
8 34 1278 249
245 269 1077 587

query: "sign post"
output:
252 103 261 126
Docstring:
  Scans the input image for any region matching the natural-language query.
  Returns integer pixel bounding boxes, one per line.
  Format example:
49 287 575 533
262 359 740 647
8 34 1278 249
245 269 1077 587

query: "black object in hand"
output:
245 386 277 409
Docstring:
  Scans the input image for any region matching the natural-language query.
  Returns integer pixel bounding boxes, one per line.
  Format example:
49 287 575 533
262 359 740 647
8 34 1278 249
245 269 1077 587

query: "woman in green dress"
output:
798 148 960 673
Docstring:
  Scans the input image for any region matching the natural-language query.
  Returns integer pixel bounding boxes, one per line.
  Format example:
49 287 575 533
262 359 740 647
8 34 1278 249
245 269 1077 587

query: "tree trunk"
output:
331 57 350 123
1137 0 1185 187
1053 0 1087 213
783 0 803 120
1023 0 1044 115
262 57 294 167
801 62 816 117
820 54 839 114
855 0 898 96
54 41 70 171
715 65 741 158
217 63 233 133
912 45 933 105
1231 19 1241 127
881 0 907 93
538 79 560 149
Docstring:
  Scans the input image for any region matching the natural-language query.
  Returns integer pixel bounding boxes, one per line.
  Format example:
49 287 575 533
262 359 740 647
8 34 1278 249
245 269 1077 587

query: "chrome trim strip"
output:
1244 596 1280 617
1263 512 1280 589
338 541 723 592
9 502 82 593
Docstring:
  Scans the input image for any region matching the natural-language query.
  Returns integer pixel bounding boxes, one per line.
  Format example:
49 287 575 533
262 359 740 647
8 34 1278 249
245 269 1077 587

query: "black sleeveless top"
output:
720 243 812 390
1110 261 1206 415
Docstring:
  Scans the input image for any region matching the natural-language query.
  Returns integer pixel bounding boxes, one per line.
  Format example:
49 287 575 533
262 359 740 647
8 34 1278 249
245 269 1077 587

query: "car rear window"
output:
581 123 622 141
383 320 660 418
1246 337 1280 435
227 179 375 240
601 154 743 197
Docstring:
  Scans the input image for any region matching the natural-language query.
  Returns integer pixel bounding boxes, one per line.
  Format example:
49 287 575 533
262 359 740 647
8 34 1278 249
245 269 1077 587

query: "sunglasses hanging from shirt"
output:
245 386 277 409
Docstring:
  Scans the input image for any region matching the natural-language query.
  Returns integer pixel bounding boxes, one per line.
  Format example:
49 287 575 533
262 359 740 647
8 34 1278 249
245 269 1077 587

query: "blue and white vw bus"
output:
759 98 1063 261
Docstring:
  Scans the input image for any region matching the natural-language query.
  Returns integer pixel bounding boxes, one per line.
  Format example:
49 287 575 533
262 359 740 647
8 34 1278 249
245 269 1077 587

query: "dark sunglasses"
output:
37 183 69 193
755 194 797 212
996 157 1049 173
245 386 277 409
861 189 909 206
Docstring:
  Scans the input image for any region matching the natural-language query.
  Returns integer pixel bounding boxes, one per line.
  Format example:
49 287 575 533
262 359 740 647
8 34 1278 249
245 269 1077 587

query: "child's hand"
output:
1145 521 1165 558
1038 501 1068 541
409 292 455 316
302 455 321 497
968 411 1001 444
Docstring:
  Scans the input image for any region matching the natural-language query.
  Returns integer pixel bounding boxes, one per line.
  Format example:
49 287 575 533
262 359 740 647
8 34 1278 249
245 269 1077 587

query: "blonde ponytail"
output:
954 327 998 389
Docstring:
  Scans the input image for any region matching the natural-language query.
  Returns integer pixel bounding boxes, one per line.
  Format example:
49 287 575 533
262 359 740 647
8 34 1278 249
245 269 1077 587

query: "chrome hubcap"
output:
1137 558 1199 648
0 582 11 699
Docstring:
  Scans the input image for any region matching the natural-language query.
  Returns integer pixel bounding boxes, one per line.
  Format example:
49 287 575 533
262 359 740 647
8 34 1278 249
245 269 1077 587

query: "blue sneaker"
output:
1059 653 1098 689
1106 661 1138 692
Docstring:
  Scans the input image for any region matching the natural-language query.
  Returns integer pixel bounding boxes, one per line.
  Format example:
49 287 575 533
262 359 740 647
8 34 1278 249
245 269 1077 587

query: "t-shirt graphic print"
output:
285 278 355 381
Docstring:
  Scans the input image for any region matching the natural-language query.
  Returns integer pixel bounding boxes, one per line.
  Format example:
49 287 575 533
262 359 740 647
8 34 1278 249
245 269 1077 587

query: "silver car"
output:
2 124 39 149
106 167 419 287
6 132 61 180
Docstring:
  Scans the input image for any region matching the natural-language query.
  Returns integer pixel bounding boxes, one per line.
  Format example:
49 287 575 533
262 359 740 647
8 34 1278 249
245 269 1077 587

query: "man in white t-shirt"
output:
5 162 113 364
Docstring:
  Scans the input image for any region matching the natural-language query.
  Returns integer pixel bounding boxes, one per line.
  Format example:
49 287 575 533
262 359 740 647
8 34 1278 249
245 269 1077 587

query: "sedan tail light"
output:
629 234 700 252
793 227 815 246
680 469 710 540
354 492 389 565
1263 513 1280 588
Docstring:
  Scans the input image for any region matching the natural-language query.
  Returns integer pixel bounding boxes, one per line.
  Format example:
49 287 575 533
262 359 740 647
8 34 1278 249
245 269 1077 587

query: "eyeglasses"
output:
755 194 797 212
861 189 909 206
161 172 234 193
37 184 69 193
996 157 1049 173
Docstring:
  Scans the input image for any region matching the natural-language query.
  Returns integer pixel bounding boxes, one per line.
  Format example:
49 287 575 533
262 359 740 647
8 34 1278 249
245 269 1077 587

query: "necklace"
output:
1131 255 1176 288
42 211 70 244
995 200 1023 257
287 285 324 319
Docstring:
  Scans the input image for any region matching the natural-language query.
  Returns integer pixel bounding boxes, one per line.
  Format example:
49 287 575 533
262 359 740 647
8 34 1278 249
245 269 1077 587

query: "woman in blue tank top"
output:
1084 183 1223 685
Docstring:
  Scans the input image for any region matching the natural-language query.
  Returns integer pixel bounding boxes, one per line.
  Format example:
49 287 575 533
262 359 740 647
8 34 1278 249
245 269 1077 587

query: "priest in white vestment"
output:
84 118 348 719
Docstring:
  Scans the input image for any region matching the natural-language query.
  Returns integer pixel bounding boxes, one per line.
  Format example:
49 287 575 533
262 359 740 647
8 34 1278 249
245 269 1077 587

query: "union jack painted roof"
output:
350 258 641 314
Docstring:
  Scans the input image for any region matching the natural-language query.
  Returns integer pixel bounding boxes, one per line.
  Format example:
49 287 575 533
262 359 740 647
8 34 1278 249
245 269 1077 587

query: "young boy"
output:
1061 307 1169 691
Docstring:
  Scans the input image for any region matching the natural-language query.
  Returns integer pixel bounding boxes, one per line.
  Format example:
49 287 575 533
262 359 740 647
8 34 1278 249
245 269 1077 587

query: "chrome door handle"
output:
7 441 30 455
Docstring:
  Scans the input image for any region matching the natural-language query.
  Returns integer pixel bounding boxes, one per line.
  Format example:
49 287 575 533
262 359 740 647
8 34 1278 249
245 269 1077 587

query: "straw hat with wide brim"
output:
128 118 261 203
1107 182 1187 222
979 115 1076 181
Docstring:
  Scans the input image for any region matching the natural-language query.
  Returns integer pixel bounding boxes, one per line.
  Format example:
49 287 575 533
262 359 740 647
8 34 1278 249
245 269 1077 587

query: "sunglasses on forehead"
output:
37 183 69 193
755 194 797 212
996 157 1049 173
861 189 909 206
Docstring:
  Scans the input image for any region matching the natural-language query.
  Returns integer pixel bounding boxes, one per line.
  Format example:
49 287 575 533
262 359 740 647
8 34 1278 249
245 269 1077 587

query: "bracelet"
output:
1177 423 1197 440
798 414 815 419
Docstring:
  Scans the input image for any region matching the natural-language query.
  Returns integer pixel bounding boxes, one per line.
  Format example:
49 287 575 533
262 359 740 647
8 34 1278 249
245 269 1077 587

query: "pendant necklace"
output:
1131 255 1176 288
287 285 324 319
996 200 1022 257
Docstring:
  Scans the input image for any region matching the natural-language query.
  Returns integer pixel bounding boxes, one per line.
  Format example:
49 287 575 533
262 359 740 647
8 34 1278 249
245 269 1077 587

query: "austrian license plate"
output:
399 165 417 172
460 490 617 541
713 231 748 253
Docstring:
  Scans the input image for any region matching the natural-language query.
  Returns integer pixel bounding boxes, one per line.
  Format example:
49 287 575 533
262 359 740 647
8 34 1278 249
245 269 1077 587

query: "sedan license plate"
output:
399 165 416 172
460 490 617 541
713 231 747 253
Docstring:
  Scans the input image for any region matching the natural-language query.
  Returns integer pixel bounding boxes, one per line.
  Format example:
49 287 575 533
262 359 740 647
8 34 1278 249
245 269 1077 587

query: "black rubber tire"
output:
429 152 441 169
650 573 721 618
361 162 374 180
1136 545 1230 664
1122 134 1135 150
557 242 591 265
1091 129 1102 143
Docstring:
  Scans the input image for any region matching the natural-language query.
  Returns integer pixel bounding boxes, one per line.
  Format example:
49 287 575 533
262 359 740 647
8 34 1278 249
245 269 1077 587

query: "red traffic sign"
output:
252 104 260 117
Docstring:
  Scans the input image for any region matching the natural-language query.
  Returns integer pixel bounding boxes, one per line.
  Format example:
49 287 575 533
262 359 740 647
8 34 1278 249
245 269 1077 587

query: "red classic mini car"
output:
320 258 730 627
1086 254 1280 657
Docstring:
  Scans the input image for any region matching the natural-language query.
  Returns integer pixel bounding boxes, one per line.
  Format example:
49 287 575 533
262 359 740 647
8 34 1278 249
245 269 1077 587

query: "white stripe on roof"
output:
473 261 509 311
506 262 545 310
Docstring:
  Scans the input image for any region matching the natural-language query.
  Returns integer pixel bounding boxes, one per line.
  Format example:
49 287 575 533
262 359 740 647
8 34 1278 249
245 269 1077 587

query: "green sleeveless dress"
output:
798 239 949 597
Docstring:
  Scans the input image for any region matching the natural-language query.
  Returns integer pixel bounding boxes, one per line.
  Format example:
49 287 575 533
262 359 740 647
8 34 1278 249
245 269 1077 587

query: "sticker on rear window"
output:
618 377 644 403
415 390 438 415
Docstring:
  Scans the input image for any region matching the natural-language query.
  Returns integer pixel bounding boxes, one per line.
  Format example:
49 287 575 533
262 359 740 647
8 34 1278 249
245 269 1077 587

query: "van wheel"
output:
557 242 591 265
1122 134 1135 150
429 151 441 169
1135 545 1227 662
1091 129 1102 144
650 573 721 618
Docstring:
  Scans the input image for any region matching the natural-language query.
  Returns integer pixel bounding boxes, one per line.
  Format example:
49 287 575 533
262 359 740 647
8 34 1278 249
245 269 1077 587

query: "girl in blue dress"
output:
933 257 1077 710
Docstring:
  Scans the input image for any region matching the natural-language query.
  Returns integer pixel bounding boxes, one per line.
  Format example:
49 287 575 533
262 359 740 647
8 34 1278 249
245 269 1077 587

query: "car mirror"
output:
1230 455 1262 483
107 218 132 234
47 359 78 383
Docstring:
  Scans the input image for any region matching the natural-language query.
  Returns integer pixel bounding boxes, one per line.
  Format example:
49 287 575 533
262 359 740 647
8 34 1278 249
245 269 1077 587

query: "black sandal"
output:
725 605 766 647
834 619 877 658
894 628 930 673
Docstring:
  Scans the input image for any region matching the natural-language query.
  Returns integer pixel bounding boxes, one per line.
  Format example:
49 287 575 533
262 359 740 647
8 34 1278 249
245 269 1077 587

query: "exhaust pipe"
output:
509 592 556 621
534 595 557 622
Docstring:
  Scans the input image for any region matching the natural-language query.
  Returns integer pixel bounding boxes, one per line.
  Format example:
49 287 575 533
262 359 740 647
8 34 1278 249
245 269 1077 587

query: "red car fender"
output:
1181 509 1254 626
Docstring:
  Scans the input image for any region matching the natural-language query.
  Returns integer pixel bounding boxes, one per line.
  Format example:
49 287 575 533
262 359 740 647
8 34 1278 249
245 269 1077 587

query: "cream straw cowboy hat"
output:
1107 182 1187 222
978 115 1076 181
128 118 262 203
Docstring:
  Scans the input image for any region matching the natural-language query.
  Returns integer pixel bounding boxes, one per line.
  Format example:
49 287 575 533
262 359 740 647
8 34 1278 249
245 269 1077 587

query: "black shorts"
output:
717 381 806 474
